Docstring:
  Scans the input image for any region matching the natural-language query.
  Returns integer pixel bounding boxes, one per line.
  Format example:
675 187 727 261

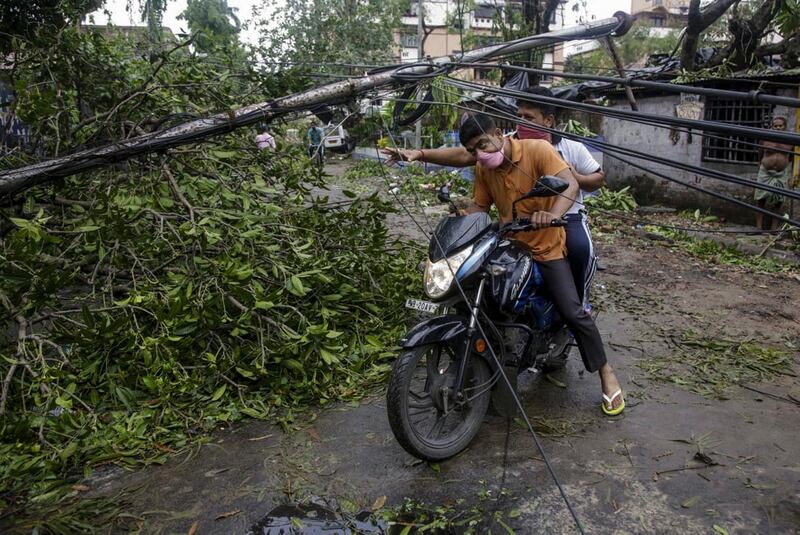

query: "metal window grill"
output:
701 98 771 164
400 33 418 48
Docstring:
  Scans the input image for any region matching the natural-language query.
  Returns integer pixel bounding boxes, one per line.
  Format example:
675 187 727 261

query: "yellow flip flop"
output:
601 389 625 416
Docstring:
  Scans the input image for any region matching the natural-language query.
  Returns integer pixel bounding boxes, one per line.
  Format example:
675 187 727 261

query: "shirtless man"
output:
755 116 794 230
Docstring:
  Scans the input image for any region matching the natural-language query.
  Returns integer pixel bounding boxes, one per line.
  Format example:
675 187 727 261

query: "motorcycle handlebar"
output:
498 218 568 232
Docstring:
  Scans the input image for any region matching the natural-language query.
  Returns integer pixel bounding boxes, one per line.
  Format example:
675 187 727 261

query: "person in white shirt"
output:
382 86 604 311
255 125 276 151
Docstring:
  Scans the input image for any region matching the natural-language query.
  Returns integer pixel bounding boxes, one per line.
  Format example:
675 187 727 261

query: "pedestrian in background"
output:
255 124 276 151
755 116 793 230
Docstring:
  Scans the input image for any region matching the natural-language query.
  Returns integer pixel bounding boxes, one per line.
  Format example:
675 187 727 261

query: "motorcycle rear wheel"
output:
387 343 492 461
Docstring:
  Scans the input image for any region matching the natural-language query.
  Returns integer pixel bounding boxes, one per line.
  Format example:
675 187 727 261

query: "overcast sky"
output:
86 0 264 43
88 0 631 46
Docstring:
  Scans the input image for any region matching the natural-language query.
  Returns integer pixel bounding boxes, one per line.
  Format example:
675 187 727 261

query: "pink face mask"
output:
476 139 506 169
517 123 551 142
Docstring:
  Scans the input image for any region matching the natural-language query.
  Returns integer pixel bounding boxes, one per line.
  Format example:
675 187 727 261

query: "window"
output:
400 33 417 48
701 98 771 164
654 0 663 5
650 16 664 27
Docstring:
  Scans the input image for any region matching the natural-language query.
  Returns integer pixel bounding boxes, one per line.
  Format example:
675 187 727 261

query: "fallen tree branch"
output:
0 15 631 195
1 314 28 415
162 163 195 223
224 293 293 334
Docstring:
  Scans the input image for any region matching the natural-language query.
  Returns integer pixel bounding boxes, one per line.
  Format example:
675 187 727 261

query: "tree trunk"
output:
680 0 739 71
707 0 785 70
521 0 561 84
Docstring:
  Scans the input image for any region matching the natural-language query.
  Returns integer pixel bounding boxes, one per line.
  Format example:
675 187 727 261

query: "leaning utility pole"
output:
415 0 424 149
0 13 633 196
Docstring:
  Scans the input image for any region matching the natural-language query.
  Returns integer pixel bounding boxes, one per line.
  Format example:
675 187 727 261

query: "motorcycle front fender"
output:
399 314 468 349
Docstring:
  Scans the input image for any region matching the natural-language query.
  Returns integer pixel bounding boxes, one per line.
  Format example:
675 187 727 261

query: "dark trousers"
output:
564 211 597 308
538 258 607 373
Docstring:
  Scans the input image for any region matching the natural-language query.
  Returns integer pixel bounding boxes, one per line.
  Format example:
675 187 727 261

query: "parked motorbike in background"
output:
386 176 574 461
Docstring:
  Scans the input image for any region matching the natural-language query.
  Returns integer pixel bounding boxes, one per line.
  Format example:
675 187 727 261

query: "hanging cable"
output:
379 92 800 231
393 87 800 204
446 61 800 109
443 92 800 229
445 77 800 146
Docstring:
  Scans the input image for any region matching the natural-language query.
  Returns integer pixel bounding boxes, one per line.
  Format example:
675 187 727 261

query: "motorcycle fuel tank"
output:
486 239 542 314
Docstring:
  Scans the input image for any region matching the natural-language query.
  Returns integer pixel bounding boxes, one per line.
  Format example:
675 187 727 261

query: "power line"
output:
445 77 800 147
396 84 800 203
449 61 800 109
379 92 800 231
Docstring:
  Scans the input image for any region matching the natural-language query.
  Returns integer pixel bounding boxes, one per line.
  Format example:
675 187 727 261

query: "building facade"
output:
593 74 799 223
394 0 568 85
631 0 690 33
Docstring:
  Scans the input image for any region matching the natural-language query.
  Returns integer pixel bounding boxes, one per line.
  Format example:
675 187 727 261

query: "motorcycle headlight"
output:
424 245 474 299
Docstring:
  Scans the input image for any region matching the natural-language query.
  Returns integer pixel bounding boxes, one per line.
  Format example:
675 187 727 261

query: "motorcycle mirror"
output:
521 175 569 199
511 175 569 219
437 184 451 204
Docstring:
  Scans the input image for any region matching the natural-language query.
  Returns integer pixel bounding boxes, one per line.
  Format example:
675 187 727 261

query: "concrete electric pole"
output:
415 0 424 149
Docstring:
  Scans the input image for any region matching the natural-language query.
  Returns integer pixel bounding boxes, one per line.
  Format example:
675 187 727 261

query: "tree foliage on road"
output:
0 9 418 532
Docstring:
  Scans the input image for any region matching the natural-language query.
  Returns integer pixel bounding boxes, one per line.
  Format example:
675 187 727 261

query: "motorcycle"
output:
386 176 574 461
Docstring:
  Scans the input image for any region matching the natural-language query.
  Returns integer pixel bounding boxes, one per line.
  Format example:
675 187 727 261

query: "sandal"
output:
601 388 625 416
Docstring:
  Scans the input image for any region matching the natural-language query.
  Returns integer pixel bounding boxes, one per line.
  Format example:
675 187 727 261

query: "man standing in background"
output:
306 120 324 159
755 115 793 230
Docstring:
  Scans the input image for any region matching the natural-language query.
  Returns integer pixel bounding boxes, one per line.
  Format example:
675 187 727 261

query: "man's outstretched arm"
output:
382 147 477 167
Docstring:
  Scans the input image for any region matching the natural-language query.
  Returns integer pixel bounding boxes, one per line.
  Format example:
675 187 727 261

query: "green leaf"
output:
59 441 78 462
342 190 357 198
288 275 307 296
713 525 729 535
681 496 700 508
365 335 383 348
211 384 227 401
211 150 237 159
319 348 339 365
282 359 304 372
235 367 255 379
544 374 567 388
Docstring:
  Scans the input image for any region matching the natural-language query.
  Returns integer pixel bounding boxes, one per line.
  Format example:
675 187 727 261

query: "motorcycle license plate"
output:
405 298 441 314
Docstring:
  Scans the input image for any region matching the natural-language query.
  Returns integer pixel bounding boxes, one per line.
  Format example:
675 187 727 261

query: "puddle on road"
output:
249 502 387 534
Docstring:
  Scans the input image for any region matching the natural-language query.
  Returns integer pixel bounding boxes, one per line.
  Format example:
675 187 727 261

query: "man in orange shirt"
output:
459 114 624 415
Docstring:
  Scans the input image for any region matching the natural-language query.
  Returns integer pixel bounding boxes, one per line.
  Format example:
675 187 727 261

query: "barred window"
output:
400 33 417 48
701 98 771 164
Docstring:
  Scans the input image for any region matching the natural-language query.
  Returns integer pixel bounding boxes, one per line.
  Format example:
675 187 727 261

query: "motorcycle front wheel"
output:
386 343 492 461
